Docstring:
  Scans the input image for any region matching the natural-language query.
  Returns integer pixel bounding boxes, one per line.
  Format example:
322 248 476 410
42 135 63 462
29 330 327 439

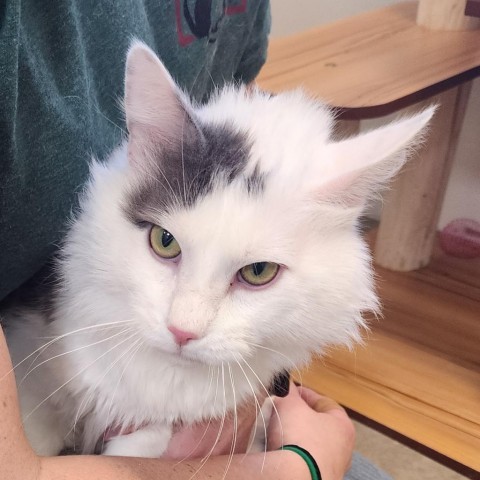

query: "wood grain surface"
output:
257 2 480 117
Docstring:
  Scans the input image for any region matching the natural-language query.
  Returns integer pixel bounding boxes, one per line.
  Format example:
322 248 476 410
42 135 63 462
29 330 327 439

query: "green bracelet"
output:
281 444 322 480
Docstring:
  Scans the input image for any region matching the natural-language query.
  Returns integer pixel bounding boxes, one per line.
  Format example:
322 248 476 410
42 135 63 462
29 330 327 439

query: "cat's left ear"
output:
313 107 435 207
124 41 200 166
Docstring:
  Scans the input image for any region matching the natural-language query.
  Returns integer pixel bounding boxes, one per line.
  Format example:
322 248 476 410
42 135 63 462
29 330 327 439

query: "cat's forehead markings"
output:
124 121 261 225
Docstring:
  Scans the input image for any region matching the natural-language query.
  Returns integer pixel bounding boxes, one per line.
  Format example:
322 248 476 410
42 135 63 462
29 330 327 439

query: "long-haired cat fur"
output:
3 41 434 458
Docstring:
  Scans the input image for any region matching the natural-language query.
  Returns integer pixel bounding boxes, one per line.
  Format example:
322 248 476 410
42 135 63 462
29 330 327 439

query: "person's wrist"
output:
278 449 313 480
281 445 322 480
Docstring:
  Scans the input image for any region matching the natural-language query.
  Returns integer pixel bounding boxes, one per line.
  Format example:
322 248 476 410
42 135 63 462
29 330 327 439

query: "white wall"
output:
270 0 401 36
270 0 480 228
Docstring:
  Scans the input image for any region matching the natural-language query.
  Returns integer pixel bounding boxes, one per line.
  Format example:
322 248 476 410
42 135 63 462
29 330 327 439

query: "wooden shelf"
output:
298 233 480 471
257 2 480 118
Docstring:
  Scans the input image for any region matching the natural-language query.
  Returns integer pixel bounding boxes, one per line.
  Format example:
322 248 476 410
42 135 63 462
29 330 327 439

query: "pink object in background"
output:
439 218 480 258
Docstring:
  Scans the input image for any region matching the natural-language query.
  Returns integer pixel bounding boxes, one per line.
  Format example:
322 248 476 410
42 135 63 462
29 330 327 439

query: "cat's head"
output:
67 42 433 375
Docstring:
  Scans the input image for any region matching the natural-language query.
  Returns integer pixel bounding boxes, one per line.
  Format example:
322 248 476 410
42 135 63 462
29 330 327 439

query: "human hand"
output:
267 383 355 480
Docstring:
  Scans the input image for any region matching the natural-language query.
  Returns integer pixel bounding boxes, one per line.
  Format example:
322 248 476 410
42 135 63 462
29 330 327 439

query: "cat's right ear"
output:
124 41 199 168
310 107 435 208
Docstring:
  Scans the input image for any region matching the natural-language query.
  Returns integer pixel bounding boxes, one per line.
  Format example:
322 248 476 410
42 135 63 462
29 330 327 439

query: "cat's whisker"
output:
38 322 132 341
19 326 136 385
139 152 185 210
186 62 205 100
63 94 127 137
245 341 304 388
180 116 187 205
99 336 144 454
23 321 135 386
95 104 127 137
23 332 138 423
174 364 218 467
205 69 218 92
237 354 284 455
150 166 181 206
190 364 227 480
127 144 181 208
185 167 209 204
3 320 134 381
232 355 267 469
68 334 142 451
233 356 268 471
223 363 238 480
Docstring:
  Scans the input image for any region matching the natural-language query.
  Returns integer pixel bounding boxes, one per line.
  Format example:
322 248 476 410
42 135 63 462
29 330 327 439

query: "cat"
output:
3 40 434 458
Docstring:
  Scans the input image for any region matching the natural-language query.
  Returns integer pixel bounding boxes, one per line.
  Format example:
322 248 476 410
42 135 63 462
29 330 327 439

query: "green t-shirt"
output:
0 0 271 300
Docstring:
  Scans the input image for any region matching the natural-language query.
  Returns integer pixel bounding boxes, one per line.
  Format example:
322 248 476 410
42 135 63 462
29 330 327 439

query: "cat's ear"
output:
124 41 200 166
313 107 435 207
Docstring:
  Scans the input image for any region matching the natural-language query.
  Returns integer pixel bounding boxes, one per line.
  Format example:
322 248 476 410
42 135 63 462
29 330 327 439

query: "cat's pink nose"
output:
168 325 198 346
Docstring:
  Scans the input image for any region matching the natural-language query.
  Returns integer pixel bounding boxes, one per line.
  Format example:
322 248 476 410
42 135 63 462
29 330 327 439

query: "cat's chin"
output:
145 341 214 368
165 347 245 369
142 335 247 368
176 347 248 368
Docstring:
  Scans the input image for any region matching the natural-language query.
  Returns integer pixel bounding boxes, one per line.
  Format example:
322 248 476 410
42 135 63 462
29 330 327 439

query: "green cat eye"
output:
239 262 280 286
149 225 181 259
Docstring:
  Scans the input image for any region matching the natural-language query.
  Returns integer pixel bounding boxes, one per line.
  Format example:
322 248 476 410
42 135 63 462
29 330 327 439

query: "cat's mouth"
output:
175 346 212 365
167 342 228 367
155 343 212 367
146 334 236 367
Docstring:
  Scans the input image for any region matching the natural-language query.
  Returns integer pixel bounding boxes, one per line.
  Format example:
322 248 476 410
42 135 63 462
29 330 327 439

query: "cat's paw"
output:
103 424 172 458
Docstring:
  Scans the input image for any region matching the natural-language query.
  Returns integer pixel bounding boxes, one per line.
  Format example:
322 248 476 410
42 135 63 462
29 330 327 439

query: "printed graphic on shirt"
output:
175 0 247 46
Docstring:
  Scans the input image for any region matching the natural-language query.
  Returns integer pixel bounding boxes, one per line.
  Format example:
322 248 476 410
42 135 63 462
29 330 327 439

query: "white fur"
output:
6 42 434 457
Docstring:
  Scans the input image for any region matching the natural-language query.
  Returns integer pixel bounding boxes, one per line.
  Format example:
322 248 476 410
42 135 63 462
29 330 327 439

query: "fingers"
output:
298 386 348 418
274 383 347 419
296 386 322 407
312 397 346 415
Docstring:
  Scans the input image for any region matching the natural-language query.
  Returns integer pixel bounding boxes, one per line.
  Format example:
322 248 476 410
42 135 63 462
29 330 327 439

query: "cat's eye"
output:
238 262 279 286
149 225 181 259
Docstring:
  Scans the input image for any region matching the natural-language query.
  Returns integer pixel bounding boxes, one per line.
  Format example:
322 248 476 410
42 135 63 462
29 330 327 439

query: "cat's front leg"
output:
103 423 172 458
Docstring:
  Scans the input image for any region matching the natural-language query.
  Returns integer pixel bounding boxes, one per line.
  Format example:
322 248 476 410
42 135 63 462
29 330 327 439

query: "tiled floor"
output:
354 421 471 480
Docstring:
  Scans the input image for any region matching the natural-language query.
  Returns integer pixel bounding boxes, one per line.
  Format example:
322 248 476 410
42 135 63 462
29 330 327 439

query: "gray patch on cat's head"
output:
123 121 262 225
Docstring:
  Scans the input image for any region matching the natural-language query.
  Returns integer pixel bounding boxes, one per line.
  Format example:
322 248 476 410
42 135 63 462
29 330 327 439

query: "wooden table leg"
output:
374 84 472 271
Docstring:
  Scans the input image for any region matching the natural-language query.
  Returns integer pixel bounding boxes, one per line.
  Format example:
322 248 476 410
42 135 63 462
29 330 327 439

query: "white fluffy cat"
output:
4 41 433 458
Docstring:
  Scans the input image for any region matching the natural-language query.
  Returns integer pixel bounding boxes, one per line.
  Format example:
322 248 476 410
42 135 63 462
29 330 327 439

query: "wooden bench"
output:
258 1 480 472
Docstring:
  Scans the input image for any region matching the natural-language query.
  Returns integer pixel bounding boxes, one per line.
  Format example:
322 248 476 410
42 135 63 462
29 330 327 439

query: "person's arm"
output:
0 326 353 480
38 449 307 480
0 326 41 480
